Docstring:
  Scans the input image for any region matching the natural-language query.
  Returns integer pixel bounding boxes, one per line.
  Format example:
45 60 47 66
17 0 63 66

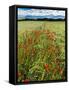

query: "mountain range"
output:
18 15 65 20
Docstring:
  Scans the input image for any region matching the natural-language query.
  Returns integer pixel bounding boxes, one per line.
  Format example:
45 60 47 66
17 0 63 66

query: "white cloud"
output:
18 8 65 17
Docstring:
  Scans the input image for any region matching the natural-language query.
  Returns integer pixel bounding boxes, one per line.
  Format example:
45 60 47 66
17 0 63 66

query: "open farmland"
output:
17 21 65 82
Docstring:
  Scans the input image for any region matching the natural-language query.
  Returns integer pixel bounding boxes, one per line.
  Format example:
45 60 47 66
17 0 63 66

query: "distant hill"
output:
18 18 65 21
18 15 65 21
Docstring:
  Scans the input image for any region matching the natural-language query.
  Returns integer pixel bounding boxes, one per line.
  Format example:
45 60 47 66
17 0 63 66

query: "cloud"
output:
17 8 65 20
18 8 65 16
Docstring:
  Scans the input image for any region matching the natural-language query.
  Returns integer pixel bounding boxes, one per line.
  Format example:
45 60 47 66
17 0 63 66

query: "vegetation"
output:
17 21 65 82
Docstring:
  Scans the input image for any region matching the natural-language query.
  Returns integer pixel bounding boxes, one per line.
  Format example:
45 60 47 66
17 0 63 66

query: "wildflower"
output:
23 43 28 49
27 37 33 44
18 72 21 77
47 45 58 54
31 48 36 56
22 79 29 83
44 64 49 72
46 30 56 41
33 30 41 37
59 68 63 75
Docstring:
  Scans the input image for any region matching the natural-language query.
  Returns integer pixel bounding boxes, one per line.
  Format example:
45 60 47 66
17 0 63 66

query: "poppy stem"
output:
41 69 45 80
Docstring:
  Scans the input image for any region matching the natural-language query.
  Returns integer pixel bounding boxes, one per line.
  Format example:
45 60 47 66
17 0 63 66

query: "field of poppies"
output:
17 21 65 82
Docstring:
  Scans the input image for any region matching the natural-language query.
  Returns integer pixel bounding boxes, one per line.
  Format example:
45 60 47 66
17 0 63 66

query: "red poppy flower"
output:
44 64 49 72
22 79 29 83
44 64 49 68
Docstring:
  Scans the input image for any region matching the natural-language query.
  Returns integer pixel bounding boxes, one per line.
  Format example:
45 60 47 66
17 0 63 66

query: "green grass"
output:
17 21 65 82
18 21 65 34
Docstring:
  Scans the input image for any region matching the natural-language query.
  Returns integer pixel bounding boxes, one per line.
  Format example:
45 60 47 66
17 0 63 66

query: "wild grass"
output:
17 21 65 82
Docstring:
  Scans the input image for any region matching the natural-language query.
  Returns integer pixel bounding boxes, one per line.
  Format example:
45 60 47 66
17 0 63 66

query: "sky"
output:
17 8 65 20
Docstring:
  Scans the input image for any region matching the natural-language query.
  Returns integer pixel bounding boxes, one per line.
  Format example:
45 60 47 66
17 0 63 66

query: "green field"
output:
17 21 65 82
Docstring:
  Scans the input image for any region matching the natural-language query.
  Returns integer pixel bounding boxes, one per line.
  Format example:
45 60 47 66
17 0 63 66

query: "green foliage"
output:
17 21 65 82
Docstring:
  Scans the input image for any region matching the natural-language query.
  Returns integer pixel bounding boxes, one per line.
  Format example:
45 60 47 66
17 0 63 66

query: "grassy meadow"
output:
17 21 65 82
